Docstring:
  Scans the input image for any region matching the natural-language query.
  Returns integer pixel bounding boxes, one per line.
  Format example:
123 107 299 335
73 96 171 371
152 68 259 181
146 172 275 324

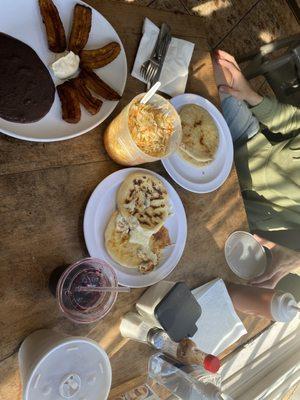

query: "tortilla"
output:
178 104 219 167
105 211 142 268
150 226 171 254
104 211 171 272
117 172 169 232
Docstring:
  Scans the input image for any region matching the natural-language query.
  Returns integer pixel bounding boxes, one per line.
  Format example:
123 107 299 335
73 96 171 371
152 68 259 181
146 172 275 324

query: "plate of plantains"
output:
0 0 127 142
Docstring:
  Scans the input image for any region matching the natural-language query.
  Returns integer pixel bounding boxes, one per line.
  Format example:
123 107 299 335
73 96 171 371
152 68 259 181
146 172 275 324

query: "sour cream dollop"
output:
51 51 80 80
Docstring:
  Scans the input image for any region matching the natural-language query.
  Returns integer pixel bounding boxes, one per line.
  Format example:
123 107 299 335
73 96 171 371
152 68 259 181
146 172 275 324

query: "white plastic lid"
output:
225 231 267 279
271 292 298 322
25 338 111 400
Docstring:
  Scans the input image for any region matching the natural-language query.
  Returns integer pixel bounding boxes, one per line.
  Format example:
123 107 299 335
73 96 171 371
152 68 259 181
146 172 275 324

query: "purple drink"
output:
55 258 118 324
66 267 108 310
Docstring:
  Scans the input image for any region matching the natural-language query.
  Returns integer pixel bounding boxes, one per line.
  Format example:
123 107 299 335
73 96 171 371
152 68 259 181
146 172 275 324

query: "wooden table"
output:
0 1 270 399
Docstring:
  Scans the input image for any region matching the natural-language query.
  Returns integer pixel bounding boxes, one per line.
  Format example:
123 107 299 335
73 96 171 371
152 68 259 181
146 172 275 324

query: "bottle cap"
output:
271 292 297 322
203 354 221 373
148 329 168 350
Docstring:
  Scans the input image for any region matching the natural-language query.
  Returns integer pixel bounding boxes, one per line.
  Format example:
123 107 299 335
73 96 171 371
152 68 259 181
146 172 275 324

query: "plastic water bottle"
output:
148 353 230 400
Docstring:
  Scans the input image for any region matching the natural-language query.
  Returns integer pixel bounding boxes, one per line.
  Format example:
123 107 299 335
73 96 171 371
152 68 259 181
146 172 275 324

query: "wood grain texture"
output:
0 1 257 399
0 0 207 176
0 160 249 395
219 0 300 59
149 0 189 14
115 0 151 5
181 0 260 48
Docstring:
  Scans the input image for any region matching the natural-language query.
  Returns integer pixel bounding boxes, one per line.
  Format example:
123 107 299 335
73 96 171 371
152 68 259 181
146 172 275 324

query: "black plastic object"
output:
154 282 201 342
48 265 67 296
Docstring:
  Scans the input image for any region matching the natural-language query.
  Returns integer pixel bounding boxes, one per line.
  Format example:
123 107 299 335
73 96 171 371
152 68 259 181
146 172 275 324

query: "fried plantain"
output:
80 69 121 101
38 0 66 53
68 4 92 54
70 77 102 115
79 42 121 69
57 81 81 123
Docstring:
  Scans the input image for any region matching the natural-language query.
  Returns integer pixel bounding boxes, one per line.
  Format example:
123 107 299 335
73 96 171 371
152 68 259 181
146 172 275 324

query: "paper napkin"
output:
192 279 247 356
132 18 195 97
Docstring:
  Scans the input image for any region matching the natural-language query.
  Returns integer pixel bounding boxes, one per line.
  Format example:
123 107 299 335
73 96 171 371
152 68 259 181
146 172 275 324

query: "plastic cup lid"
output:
25 338 111 400
204 355 221 373
225 231 267 280
271 292 298 322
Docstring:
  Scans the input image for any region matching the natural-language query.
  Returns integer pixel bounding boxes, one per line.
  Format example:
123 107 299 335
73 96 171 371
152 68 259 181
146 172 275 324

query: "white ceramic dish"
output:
83 168 187 288
0 0 127 142
162 94 233 193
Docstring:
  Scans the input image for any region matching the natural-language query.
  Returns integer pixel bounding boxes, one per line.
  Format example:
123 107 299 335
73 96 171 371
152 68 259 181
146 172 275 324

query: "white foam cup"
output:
225 231 270 280
18 329 112 400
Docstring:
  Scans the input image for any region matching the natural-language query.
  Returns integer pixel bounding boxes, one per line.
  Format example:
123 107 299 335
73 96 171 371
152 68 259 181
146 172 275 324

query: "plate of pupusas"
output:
0 0 127 141
162 94 234 193
84 168 187 288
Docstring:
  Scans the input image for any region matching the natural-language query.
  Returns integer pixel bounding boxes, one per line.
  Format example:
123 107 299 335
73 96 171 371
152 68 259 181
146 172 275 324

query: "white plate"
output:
0 0 127 142
162 94 233 193
84 168 187 288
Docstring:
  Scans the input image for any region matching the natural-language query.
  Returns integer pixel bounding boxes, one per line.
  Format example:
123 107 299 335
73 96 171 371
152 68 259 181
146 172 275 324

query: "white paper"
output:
132 18 195 97
192 279 247 356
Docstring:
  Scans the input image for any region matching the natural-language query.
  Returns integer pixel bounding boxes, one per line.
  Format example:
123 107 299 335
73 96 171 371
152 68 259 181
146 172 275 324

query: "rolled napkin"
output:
192 279 247 355
132 18 195 97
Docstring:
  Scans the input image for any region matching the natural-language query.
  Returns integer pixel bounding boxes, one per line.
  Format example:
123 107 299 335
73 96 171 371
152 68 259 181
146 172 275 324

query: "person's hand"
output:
212 53 233 88
250 235 300 289
214 50 263 107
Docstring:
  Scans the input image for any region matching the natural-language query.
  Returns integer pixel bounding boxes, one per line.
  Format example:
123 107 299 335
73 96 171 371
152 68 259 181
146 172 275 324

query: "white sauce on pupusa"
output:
129 225 154 247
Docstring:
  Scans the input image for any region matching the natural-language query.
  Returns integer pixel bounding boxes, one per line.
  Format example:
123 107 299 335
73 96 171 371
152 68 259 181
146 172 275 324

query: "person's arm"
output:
215 50 300 135
215 50 263 107
251 97 300 135
250 235 300 289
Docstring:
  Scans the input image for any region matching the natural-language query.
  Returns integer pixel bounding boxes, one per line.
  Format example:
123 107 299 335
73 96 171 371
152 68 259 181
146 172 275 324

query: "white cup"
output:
19 329 112 400
225 231 270 280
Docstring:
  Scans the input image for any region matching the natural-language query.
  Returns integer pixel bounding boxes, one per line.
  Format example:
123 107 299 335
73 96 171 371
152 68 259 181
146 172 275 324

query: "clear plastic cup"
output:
104 93 182 166
55 258 118 324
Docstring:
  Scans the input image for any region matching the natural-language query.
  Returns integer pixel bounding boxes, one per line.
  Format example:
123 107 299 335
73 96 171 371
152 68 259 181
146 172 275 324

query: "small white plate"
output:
162 94 233 193
0 0 127 142
83 168 187 288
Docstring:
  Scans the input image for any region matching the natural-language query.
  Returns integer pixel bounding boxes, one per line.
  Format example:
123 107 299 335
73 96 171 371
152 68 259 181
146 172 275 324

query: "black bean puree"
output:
0 33 55 123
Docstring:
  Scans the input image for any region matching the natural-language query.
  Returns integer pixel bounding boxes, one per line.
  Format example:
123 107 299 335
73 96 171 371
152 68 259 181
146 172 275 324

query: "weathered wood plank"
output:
219 0 300 59
181 0 260 48
0 159 248 396
0 0 212 176
0 1 251 399
149 0 189 14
